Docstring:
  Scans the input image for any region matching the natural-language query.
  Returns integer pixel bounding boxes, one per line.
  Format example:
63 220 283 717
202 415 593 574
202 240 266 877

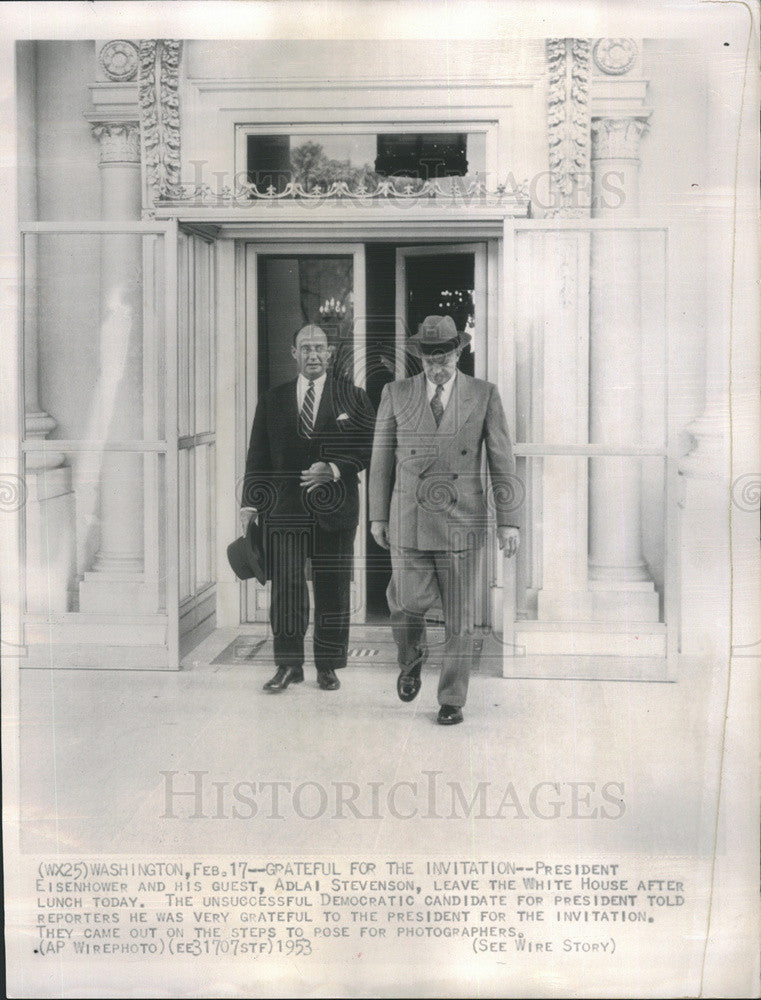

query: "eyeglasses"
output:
297 344 331 355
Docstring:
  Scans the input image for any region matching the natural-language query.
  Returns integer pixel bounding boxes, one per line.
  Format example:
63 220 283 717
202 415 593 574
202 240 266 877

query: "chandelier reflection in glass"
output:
438 288 475 338
318 297 348 323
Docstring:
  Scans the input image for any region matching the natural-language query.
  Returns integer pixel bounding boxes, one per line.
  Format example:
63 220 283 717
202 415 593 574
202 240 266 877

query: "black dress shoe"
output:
263 666 304 692
397 667 421 703
437 704 463 725
317 669 340 691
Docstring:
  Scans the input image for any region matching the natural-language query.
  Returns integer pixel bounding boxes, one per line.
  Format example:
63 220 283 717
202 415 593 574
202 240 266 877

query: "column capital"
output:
591 113 652 160
88 120 141 164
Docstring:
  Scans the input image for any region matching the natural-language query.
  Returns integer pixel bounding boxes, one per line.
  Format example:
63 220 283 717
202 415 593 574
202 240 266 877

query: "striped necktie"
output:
430 383 444 426
299 379 316 437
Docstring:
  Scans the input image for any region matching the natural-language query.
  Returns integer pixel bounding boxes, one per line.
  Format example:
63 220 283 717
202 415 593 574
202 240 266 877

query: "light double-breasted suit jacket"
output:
369 372 516 551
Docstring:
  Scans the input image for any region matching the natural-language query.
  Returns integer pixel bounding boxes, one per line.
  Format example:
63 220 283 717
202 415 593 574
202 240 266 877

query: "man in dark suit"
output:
241 324 374 692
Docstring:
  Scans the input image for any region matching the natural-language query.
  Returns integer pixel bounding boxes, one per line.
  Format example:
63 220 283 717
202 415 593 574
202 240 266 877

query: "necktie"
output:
430 383 444 426
300 379 316 437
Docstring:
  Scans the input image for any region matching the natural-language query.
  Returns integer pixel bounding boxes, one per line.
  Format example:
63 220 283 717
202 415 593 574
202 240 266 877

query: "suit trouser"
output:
386 545 480 708
267 522 356 673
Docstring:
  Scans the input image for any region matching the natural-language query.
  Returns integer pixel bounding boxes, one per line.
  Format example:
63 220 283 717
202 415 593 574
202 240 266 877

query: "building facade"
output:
9 34 755 678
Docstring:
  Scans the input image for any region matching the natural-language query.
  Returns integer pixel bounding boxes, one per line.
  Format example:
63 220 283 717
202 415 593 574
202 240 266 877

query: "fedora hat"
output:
227 517 267 585
406 314 472 357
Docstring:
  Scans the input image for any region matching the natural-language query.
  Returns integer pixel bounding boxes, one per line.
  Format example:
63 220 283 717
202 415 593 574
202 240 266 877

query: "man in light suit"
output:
241 324 374 693
369 315 519 725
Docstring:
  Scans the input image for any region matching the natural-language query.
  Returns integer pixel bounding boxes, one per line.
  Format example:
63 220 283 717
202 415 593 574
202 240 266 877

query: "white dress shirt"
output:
297 371 327 411
425 370 457 410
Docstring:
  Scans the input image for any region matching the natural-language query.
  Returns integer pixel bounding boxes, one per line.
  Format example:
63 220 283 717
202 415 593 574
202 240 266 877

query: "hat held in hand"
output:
227 516 267 585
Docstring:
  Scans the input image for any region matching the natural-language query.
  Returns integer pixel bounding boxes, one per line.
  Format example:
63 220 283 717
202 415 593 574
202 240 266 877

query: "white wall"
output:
35 41 100 222
179 38 548 197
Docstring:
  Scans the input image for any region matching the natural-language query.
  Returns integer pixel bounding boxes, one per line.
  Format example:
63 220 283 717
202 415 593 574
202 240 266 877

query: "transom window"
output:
245 129 486 193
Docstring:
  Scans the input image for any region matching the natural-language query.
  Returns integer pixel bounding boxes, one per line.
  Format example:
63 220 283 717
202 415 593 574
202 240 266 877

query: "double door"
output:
240 243 367 624
240 240 493 628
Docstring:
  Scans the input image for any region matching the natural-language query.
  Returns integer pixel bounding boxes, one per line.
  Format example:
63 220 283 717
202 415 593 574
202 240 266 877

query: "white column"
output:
23 244 76 615
18 45 75 615
588 114 658 618
79 120 151 611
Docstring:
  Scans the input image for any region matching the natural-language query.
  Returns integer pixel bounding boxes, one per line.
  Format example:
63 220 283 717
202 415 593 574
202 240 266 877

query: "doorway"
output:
239 238 490 628
241 242 367 625
364 242 489 621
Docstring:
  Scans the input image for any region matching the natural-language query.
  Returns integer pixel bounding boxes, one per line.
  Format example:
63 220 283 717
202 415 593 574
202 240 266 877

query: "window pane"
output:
246 131 486 192
513 229 667 448
403 253 476 377
22 232 166 444
376 132 468 177
512 455 666 626
257 254 355 393
22 449 167 617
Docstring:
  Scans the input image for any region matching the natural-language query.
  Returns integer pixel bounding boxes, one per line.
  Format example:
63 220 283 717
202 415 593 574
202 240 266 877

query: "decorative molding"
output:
90 121 141 163
155 174 531 211
593 38 638 76
546 38 592 219
24 412 65 472
99 40 140 82
139 40 183 202
591 115 650 160
188 74 542 93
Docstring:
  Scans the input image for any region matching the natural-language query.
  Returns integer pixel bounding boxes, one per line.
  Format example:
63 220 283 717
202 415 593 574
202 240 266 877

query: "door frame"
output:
394 241 494 627
394 242 488 380
237 241 367 625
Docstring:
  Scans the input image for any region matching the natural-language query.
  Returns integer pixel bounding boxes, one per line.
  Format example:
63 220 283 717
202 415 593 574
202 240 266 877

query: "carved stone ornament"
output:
546 38 592 218
91 122 141 163
592 38 638 76
591 116 649 160
157 174 531 211
139 40 183 202
99 40 140 82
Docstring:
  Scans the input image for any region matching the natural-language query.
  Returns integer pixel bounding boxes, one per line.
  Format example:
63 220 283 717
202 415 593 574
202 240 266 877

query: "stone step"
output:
513 624 665 657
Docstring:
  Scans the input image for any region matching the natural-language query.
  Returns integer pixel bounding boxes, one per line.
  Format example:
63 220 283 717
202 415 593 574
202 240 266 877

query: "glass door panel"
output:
177 230 217 655
394 243 490 626
243 244 366 624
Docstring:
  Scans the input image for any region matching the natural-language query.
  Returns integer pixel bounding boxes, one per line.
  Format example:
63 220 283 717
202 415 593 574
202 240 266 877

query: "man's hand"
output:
239 507 256 534
371 520 391 550
497 526 520 558
300 461 336 493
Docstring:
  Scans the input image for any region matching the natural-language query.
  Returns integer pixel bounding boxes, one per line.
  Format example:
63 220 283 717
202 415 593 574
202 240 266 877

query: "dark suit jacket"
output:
242 374 375 533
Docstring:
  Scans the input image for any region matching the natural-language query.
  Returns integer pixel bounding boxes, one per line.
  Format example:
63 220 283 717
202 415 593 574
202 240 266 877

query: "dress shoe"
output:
317 669 340 691
263 666 304 692
437 704 463 725
397 667 421 703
